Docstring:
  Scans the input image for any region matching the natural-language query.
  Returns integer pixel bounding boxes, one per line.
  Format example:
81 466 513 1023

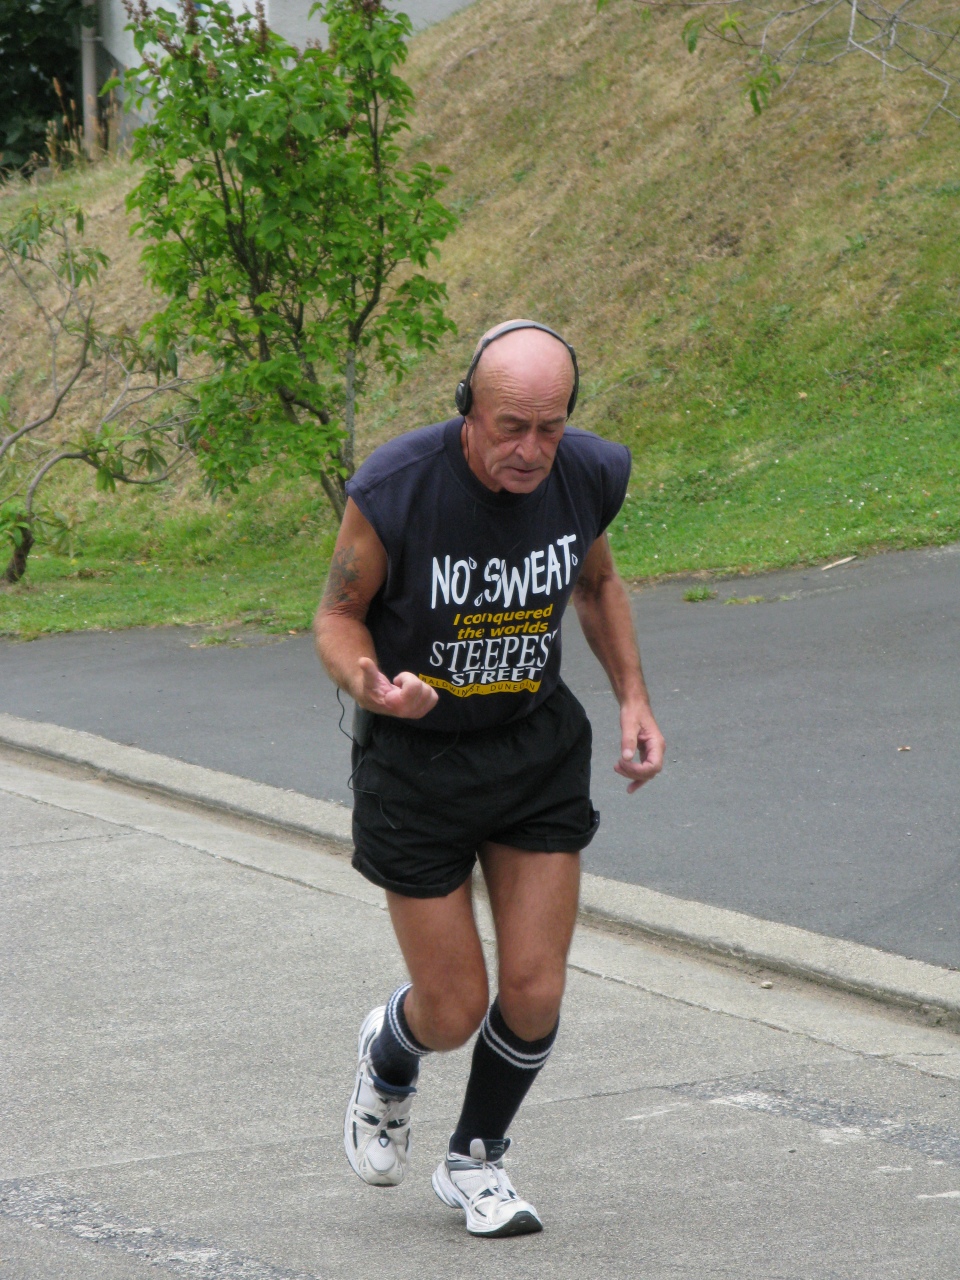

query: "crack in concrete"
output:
670 1079 960 1165
0 831 131 852
0 1182 322 1279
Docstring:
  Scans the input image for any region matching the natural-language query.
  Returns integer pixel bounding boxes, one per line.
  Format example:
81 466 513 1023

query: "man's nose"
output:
516 428 540 462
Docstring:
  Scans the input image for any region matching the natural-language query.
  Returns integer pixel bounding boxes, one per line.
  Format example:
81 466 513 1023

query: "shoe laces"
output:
377 1092 412 1130
464 1158 517 1210
356 1057 413 1132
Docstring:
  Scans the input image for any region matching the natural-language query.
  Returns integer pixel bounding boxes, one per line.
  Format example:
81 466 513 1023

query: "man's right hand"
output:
357 656 439 719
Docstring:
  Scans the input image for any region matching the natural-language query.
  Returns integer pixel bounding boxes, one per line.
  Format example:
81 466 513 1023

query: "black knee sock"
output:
450 997 558 1157
369 983 431 1089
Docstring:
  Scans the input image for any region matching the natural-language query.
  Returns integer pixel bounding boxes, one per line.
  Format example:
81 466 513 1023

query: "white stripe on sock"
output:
481 1015 553 1071
387 984 430 1057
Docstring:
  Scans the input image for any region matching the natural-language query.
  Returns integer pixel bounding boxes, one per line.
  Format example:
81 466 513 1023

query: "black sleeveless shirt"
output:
346 417 630 733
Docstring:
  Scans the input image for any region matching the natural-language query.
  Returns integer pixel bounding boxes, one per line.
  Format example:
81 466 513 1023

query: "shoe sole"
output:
431 1165 543 1237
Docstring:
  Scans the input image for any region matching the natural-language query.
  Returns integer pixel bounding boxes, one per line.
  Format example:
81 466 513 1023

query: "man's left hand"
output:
615 703 665 794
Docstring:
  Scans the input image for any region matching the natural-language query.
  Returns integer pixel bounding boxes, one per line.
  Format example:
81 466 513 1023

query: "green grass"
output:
604 332 960 579
0 476 337 639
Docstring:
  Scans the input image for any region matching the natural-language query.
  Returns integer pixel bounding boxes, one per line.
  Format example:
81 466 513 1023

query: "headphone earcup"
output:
567 384 578 417
455 379 471 415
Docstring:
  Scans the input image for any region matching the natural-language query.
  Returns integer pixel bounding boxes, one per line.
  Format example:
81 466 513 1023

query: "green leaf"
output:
743 56 782 115
682 18 704 54
717 10 745 38
0 502 31 553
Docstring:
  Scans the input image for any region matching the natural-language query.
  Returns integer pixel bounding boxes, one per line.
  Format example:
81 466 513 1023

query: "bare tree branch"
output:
1 204 194 585
616 0 960 125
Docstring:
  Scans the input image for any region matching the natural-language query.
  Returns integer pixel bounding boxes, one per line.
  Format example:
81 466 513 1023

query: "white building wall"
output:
265 0 326 47
97 0 139 73
97 0 475 71
391 0 475 31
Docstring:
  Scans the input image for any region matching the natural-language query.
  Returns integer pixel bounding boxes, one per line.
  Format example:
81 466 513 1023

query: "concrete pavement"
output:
4 718 960 1020
4 757 960 1278
2 542 958 968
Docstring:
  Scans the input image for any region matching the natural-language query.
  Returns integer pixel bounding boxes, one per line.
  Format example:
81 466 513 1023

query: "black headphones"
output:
454 321 579 419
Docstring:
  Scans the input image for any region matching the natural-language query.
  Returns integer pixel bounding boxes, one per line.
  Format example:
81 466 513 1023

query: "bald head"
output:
460 320 577 494
469 321 576 419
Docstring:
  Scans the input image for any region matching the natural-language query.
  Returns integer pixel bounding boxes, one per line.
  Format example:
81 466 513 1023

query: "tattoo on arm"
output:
322 544 361 609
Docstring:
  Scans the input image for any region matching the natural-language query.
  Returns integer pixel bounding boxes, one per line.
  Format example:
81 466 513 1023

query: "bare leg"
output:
386 878 489 1052
346 879 488 1189
478 844 581 1040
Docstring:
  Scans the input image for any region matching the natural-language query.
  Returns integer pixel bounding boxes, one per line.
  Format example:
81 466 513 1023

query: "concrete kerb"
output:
576 882 960 1024
3 711 959 1025
0 711 353 849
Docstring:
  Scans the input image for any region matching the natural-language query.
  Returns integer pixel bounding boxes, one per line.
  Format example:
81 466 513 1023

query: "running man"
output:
314 320 665 1237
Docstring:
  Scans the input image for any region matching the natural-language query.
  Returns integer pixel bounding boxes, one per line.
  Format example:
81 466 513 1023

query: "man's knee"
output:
409 974 489 1051
498 967 565 1040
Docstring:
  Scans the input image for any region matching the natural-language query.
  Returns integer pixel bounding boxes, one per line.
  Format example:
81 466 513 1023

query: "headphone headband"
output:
454 321 579 419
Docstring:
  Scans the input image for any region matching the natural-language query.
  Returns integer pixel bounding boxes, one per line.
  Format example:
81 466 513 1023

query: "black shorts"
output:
350 682 600 899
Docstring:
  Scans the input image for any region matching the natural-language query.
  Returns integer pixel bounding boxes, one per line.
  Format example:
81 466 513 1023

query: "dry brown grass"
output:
0 160 157 438
356 0 956 446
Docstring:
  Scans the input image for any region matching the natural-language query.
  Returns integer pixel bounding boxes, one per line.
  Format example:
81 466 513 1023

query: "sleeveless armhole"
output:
345 480 392 555
597 442 632 536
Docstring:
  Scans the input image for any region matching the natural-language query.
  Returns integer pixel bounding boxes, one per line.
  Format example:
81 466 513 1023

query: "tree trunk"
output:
320 346 355 524
3 525 34 585
321 471 346 522
342 346 356 477
81 0 100 158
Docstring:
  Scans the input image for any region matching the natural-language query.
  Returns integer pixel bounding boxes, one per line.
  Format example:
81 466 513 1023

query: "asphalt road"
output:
1 542 958 968
4 761 960 1279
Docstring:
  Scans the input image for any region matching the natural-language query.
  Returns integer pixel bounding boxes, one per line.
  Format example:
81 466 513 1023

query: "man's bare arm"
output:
572 533 665 792
314 498 438 718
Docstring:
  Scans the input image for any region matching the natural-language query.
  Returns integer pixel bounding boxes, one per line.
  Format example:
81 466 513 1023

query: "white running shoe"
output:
432 1138 543 1237
343 1006 416 1187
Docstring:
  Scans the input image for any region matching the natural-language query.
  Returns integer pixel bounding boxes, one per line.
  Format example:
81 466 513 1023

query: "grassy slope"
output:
390 0 960 578
2 0 958 638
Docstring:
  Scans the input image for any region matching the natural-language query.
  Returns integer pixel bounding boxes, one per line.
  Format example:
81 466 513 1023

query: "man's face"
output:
463 331 574 494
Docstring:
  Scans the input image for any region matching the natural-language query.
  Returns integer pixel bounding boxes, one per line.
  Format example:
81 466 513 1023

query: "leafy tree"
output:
0 201 190 584
115 0 457 518
0 0 84 171
601 0 960 126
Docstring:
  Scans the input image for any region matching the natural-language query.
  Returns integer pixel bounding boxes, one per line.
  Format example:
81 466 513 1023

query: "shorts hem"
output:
487 837 590 853
351 848 477 900
490 808 600 854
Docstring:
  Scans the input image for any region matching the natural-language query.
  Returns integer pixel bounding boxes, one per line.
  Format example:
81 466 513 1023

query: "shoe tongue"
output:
469 1137 510 1163
358 1075 414 1111
368 1071 416 1100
